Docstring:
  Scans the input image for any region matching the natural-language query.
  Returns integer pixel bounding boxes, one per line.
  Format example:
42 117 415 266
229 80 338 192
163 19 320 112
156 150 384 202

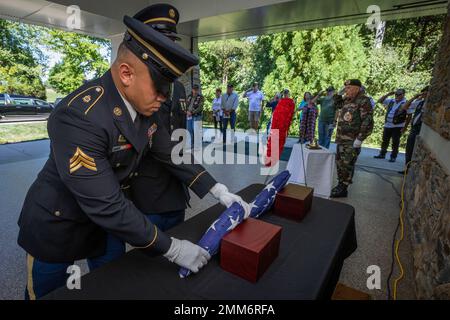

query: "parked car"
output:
0 93 13 105
0 94 54 119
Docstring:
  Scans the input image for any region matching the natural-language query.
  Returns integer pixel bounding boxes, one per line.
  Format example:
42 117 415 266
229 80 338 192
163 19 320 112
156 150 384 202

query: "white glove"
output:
163 237 211 273
353 138 362 148
210 183 252 218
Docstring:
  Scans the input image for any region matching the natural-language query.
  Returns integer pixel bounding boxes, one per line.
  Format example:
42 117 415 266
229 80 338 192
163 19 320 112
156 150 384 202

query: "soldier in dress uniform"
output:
331 79 374 198
129 6 248 231
17 4 248 300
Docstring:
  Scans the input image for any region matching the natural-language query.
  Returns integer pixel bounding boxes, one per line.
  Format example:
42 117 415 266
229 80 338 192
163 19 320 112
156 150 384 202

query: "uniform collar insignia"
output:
118 134 127 143
113 106 123 117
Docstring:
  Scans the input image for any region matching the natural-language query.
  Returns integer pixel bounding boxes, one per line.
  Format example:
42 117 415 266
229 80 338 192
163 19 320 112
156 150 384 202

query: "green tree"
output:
199 38 255 117
46 30 110 94
259 25 369 135
381 15 445 71
363 45 432 148
0 19 46 98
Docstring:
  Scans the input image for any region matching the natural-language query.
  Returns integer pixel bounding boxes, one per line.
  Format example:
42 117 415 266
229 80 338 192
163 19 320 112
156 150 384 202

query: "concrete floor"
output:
0 131 415 300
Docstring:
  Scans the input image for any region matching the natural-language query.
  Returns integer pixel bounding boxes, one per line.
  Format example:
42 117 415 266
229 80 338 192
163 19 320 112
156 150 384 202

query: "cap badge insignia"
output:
169 9 176 18
113 107 123 117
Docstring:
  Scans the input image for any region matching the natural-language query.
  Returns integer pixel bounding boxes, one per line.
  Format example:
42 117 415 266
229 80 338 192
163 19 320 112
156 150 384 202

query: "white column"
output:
109 33 124 65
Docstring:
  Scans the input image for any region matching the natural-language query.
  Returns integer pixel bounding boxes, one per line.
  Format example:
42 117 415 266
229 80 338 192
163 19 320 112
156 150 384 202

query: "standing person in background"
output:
398 86 429 174
265 89 295 166
265 93 281 136
373 88 407 162
243 82 265 131
315 86 336 148
221 84 239 144
186 84 204 148
212 88 223 141
298 92 319 143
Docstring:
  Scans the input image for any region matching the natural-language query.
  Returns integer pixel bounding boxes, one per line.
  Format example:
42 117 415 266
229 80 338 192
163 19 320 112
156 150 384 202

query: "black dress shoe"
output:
389 158 396 163
330 184 348 198
398 170 405 174
373 154 385 159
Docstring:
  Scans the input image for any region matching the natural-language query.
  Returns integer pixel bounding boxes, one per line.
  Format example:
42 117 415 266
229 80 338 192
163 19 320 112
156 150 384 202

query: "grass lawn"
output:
46 88 63 103
0 122 48 144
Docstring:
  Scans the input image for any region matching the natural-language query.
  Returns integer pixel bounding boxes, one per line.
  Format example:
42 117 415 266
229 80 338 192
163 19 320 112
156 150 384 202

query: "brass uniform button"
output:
54 210 61 217
116 163 121 167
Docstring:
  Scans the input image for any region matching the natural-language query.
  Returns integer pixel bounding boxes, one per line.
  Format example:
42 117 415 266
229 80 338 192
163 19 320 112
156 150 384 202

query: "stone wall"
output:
405 138 450 299
405 1 450 300
423 4 450 139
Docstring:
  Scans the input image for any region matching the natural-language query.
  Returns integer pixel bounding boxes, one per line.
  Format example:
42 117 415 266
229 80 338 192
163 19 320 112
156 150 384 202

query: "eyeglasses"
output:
395 93 404 96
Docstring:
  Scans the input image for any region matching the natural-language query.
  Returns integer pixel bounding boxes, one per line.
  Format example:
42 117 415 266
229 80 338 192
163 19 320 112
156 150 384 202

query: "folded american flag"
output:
179 170 291 278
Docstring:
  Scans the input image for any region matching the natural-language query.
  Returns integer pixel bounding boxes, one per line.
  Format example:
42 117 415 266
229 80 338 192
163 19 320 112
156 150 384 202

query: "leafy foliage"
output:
0 20 46 98
46 30 110 94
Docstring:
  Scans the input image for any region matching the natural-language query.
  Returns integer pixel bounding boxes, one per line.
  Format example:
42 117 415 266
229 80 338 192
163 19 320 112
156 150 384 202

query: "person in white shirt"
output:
374 88 407 162
211 88 223 138
243 82 265 130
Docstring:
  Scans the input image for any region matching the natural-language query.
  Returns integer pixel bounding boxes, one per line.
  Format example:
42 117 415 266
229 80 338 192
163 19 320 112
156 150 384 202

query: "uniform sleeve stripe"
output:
188 170 206 188
134 225 158 249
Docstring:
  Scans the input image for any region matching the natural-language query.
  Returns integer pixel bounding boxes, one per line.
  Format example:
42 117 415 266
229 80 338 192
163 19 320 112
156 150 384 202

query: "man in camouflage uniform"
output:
331 79 374 198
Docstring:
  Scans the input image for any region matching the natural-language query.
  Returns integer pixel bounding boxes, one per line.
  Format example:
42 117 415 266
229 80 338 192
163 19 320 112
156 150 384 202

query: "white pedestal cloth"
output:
286 143 335 198
193 120 203 150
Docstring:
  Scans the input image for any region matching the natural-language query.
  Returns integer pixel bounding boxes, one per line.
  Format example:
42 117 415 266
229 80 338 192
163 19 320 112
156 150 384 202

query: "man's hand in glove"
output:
163 237 211 273
210 183 252 218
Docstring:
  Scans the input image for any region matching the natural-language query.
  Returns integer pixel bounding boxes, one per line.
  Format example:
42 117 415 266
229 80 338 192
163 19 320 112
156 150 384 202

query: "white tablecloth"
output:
286 144 335 198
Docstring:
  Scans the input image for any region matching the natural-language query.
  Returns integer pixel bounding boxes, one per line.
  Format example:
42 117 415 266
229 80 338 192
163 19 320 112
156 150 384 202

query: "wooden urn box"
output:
220 218 282 283
273 183 313 221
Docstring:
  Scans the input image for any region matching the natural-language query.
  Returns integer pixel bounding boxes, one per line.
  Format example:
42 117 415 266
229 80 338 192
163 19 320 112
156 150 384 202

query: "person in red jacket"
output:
265 89 295 166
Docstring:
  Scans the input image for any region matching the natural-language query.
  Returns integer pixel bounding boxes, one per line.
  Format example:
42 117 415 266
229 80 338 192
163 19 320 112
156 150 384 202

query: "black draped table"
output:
45 184 357 300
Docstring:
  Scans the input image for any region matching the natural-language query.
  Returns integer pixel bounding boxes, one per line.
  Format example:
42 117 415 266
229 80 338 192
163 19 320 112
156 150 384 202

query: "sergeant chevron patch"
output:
69 147 97 174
